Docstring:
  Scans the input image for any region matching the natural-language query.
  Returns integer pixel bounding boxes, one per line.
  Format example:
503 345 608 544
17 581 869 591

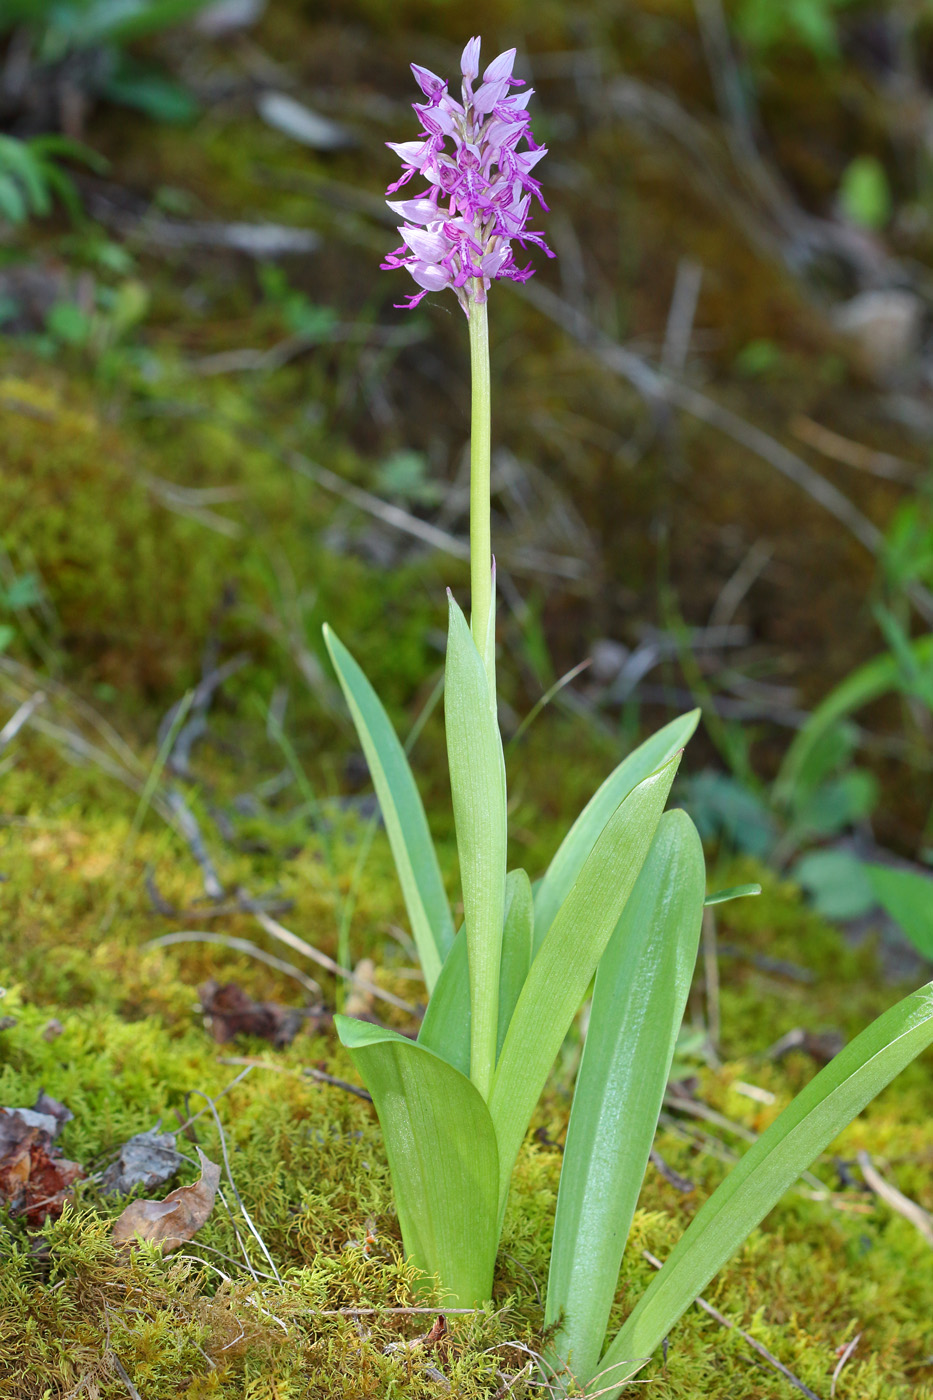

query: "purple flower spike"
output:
381 36 554 314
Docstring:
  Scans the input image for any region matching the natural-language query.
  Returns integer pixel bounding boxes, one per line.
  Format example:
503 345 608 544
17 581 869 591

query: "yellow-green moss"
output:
2 743 932 1396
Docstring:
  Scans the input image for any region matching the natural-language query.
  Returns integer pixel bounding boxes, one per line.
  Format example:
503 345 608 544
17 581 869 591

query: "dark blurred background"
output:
4 0 933 947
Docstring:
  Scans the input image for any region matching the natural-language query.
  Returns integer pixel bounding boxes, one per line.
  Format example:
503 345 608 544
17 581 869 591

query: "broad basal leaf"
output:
546 810 705 1386
533 712 699 952
336 1015 500 1306
490 752 681 1218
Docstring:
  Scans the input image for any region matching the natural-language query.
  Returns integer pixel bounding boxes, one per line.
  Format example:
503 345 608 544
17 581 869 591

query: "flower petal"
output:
472 78 509 116
483 49 517 84
387 139 432 165
410 63 447 98
386 197 441 225
409 261 451 291
461 36 481 81
400 226 451 261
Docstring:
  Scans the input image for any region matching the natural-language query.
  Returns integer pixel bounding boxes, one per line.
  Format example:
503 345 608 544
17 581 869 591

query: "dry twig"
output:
858 1150 933 1247
642 1250 822 1399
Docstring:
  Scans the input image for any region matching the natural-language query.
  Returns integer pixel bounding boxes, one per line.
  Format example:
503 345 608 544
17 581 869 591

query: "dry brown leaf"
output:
0 1106 84 1224
199 979 310 1047
112 1147 220 1253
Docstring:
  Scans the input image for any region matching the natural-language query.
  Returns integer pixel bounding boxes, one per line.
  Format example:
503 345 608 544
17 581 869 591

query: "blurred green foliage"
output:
840 155 893 229
0 0 210 55
0 134 100 225
734 0 858 59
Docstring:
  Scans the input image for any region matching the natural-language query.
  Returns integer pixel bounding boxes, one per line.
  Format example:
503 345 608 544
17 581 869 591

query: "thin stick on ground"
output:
858 1150 933 1247
791 415 916 483
109 1353 143 1400
642 1251 822 1400
145 930 322 996
0 691 45 753
831 1332 861 1398
244 899 417 1015
185 1088 282 1284
216 1055 375 1103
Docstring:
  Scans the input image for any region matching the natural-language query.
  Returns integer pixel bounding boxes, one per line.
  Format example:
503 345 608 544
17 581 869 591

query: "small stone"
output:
257 91 355 151
833 289 923 383
195 0 266 35
102 1131 183 1197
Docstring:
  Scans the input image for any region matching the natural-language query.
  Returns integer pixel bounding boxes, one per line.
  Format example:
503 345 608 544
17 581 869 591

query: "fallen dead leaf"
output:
112 1148 220 1253
199 979 310 1047
0 1107 84 1224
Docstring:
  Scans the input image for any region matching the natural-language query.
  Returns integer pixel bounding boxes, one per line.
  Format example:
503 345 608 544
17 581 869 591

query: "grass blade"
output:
545 809 705 1386
490 753 681 1217
323 625 454 991
599 981 933 1396
774 636 933 807
445 594 508 1099
335 1014 500 1306
533 712 699 952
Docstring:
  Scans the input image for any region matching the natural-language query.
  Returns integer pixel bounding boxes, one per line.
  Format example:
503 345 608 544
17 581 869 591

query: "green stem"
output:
468 295 492 668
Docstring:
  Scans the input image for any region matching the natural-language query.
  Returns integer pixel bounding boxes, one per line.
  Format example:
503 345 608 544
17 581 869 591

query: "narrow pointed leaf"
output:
418 929 470 1077
774 636 933 807
419 868 534 1076
599 982 933 1397
497 869 534 1059
533 712 699 951
446 595 507 1099
546 810 705 1385
335 1014 499 1306
324 625 454 991
490 753 681 1216
704 883 761 906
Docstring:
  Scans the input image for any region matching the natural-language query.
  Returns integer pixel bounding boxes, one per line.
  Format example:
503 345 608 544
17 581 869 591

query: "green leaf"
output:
546 810 705 1385
0 135 46 214
775 637 933 807
533 712 699 952
599 982 933 1396
704 883 761 906
864 863 933 960
791 848 874 922
103 70 200 125
88 0 211 44
323 626 454 991
0 173 27 225
839 155 891 231
445 594 507 1100
46 301 92 347
497 869 533 1059
490 752 681 1217
418 868 533 1076
335 1014 499 1306
418 930 470 1077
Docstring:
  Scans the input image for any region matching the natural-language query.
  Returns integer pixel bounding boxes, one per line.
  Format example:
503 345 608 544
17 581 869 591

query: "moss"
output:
1 748 932 1396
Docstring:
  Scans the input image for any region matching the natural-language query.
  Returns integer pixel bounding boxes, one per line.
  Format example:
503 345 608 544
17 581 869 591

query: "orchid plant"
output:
323 38 933 1398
